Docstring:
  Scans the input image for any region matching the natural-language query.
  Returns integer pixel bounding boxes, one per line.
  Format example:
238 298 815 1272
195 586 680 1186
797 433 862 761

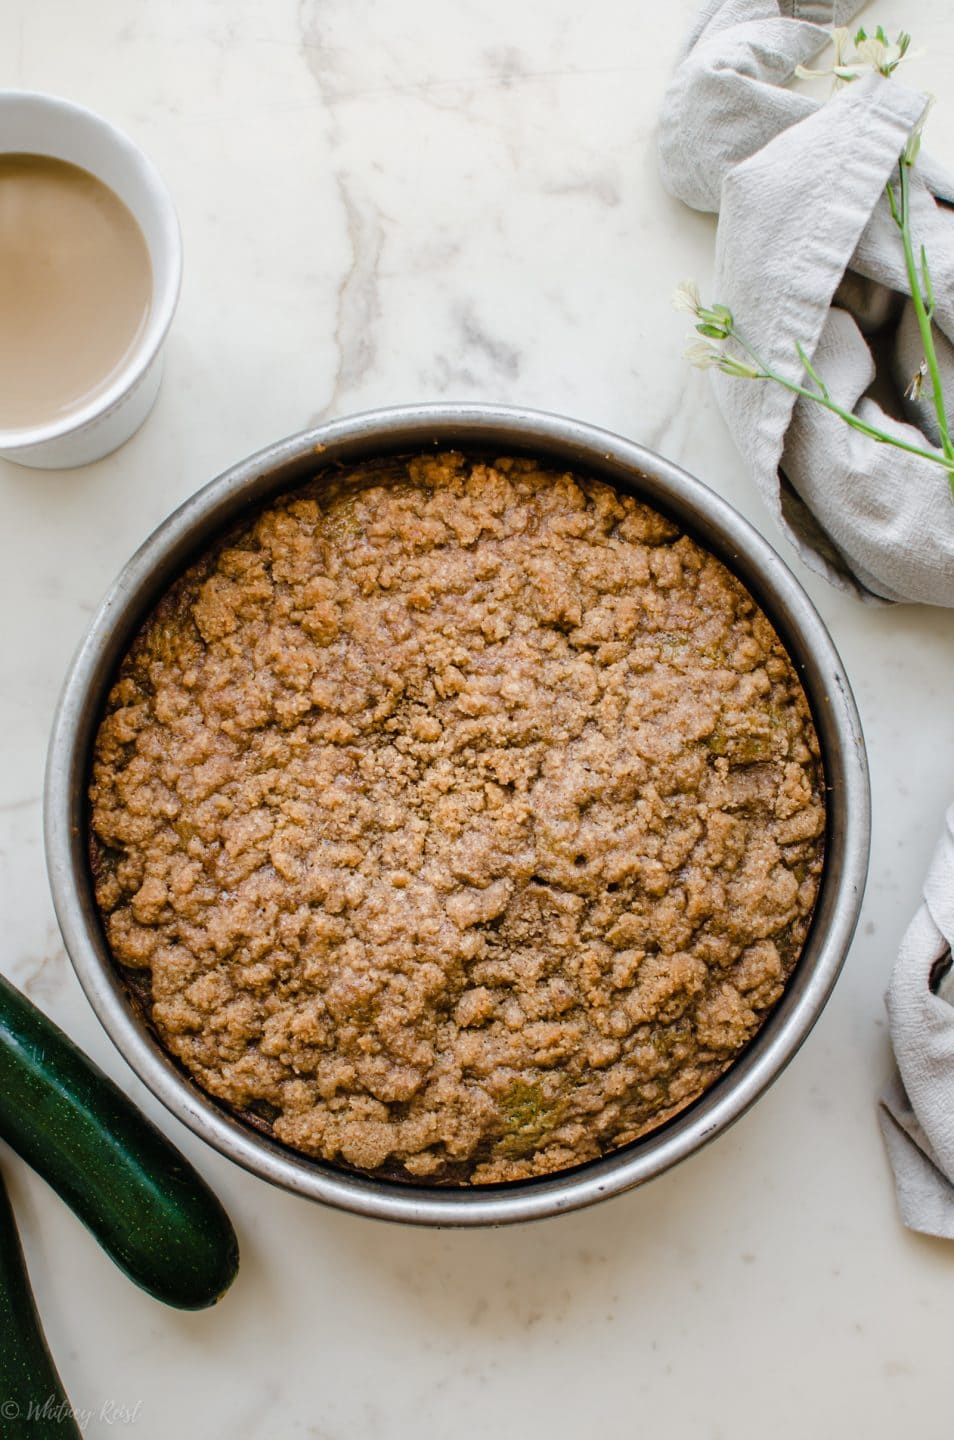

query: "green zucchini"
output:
0 1167 82 1440
0 974 238 1310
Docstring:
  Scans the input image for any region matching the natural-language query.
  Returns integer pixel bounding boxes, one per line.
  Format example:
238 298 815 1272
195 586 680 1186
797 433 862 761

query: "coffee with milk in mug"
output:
0 153 152 430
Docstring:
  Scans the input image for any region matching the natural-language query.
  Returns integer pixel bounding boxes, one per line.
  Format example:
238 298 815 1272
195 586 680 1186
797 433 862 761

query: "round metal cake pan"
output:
44 403 871 1226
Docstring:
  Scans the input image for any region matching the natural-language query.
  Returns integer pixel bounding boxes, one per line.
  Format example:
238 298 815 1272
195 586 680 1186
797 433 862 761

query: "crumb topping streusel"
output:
89 453 825 1183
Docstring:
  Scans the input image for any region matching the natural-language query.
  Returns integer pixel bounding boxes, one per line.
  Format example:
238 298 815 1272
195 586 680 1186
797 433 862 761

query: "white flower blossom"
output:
856 31 910 76
795 24 913 85
685 339 724 369
685 340 760 379
672 280 702 316
795 27 859 81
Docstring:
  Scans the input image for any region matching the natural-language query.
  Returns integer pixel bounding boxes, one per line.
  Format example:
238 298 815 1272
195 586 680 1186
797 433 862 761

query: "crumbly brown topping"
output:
89 453 825 1183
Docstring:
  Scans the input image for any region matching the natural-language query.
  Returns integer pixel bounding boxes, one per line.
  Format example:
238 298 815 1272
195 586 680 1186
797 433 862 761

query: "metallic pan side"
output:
44 404 870 1226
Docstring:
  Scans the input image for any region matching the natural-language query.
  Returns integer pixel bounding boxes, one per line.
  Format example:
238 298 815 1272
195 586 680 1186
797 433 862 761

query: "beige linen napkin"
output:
660 1 954 1235
878 809 954 1239
658 0 954 606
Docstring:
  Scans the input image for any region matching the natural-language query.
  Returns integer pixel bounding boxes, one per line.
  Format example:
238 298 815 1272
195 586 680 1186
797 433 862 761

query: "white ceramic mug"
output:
0 91 182 469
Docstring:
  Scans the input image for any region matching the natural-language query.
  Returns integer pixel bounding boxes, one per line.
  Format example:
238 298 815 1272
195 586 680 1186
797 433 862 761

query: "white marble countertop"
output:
3 1 954 1435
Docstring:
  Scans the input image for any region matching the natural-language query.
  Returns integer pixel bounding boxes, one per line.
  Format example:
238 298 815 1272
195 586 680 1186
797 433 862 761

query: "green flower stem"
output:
728 330 954 478
896 158 954 489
